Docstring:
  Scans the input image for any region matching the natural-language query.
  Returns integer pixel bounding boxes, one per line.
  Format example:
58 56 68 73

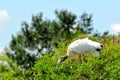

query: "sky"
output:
0 0 120 52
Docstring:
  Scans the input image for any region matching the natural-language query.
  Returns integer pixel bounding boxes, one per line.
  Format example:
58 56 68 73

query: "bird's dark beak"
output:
56 55 68 68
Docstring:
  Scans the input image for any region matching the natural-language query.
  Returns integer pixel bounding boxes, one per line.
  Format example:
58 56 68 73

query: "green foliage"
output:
0 54 25 79
1 34 120 79
55 10 77 38
7 10 92 69
93 31 110 40
31 41 120 80
2 9 119 79
78 12 93 34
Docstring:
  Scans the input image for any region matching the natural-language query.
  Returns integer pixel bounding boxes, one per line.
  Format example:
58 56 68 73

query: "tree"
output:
7 10 93 69
93 30 110 40
55 10 77 39
78 12 93 34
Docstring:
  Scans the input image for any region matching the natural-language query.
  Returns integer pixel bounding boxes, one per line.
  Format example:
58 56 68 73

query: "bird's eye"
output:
100 44 103 48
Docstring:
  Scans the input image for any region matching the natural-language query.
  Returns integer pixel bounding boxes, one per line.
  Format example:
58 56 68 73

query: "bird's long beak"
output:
56 55 68 68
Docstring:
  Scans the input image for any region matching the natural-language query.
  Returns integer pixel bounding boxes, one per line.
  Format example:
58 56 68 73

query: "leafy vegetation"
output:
0 10 120 79
31 37 120 80
6 10 93 69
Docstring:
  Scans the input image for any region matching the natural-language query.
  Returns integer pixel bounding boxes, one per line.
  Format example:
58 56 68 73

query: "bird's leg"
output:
79 54 82 64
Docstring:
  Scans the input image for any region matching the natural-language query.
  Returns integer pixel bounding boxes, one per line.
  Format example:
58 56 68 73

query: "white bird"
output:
56 38 103 67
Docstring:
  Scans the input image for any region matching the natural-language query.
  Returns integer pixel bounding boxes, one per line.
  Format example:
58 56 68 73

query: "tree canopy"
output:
7 10 97 69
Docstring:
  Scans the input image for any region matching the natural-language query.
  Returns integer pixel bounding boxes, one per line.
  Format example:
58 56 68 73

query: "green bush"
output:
1 37 120 79
31 42 120 80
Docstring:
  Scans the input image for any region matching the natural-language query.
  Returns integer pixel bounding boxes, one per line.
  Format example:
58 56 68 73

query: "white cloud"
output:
111 23 120 34
0 10 10 29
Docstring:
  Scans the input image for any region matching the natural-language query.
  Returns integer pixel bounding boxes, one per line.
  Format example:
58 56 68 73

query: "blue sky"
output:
0 0 120 50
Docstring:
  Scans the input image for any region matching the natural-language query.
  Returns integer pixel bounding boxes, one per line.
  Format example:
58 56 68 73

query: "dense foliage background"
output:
0 10 120 79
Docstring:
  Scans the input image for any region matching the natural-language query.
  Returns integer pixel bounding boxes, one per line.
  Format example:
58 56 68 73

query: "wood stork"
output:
56 38 103 67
